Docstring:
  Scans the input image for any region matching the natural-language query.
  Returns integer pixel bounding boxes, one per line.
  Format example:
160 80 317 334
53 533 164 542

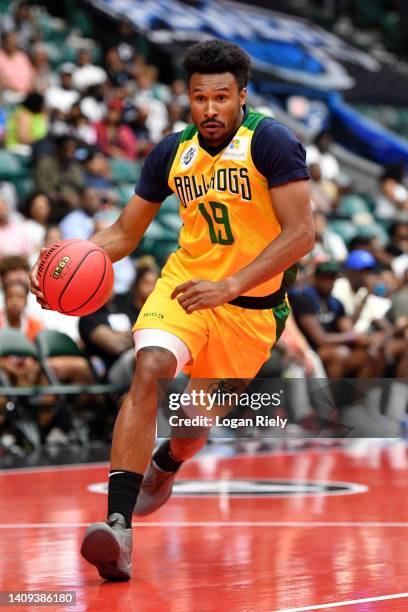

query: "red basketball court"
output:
1 442 408 611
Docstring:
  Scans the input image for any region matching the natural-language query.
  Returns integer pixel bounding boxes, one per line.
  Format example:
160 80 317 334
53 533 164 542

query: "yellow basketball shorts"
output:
133 275 290 378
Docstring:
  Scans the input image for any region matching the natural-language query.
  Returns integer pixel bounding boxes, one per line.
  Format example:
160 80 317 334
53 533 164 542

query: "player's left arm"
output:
173 178 314 313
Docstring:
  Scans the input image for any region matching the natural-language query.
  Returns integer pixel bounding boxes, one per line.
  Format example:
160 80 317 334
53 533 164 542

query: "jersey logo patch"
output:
221 136 249 161
180 143 198 169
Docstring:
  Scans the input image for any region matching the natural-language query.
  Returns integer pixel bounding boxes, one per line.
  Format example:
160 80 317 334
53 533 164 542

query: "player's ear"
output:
239 87 247 105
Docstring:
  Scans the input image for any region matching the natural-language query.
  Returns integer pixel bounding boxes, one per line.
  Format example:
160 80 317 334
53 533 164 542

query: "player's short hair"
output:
182 39 251 90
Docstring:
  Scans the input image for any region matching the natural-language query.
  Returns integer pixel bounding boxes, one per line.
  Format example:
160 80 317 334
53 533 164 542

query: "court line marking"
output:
1 521 408 528
273 591 408 611
0 443 382 475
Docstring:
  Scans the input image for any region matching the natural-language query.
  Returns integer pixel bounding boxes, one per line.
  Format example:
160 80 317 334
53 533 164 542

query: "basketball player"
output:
30 40 314 580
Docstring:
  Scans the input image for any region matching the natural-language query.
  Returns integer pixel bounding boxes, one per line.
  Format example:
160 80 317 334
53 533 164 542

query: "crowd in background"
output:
0 1 407 447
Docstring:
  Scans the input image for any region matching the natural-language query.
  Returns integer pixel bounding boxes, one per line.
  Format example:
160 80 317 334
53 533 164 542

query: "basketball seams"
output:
58 250 107 314
38 240 84 293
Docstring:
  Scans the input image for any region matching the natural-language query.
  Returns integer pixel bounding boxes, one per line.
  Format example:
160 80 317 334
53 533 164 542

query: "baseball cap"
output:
344 249 376 270
315 261 340 276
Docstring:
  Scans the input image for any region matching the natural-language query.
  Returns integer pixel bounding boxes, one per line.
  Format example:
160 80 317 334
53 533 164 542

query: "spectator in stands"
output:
44 63 79 115
0 279 43 341
34 135 85 220
79 84 107 124
386 221 408 279
83 149 115 194
30 42 55 93
43 225 62 249
0 30 34 97
104 47 131 88
308 162 338 214
0 196 35 258
0 255 44 324
389 268 408 327
332 249 392 332
114 264 159 322
72 49 107 93
79 290 134 384
6 92 48 152
376 163 408 222
94 100 137 160
0 279 44 388
306 130 340 182
311 211 348 262
290 261 382 378
0 182 18 219
2 2 35 50
59 187 100 240
20 192 52 256
66 103 97 145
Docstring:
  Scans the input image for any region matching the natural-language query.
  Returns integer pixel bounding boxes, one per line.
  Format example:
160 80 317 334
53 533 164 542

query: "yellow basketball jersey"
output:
162 108 293 298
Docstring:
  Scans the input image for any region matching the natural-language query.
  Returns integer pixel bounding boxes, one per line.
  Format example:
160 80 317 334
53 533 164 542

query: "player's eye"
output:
217 95 226 101
195 95 205 103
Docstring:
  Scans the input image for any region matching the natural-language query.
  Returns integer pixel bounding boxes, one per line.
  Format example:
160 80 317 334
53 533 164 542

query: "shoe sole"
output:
80 523 131 581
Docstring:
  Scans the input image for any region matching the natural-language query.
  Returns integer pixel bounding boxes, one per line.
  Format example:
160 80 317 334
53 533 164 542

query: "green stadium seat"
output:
328 220 358 244
356 222 390 246
338 195 370 217
0 151 24 180
110 158 142 183
117 183 135 207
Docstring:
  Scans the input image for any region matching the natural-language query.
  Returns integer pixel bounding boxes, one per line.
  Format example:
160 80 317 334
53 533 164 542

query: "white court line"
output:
273 591 408 611
0 461 109 475
1 521 408 528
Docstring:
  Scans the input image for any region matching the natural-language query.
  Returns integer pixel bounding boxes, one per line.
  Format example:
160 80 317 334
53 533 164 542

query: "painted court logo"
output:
221 136 248 161
88 479 368 498
180 143 198 169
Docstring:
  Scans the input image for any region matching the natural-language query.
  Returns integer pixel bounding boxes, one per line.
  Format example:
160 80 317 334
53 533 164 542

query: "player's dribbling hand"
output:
171 278 239 313
29 247 50 309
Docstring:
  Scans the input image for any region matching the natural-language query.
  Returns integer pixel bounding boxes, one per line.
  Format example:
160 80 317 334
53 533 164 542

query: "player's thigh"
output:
191 301 290 379
133 276 208 363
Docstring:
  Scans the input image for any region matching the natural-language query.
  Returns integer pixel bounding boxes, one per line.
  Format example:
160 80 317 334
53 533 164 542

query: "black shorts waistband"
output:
228 287 287 310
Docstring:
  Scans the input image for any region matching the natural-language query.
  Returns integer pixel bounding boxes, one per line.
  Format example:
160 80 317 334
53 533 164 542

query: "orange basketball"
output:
37 239 114 316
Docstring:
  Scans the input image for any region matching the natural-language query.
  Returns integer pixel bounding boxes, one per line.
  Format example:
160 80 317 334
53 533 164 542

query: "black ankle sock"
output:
153 440 183 472
107 470 144 528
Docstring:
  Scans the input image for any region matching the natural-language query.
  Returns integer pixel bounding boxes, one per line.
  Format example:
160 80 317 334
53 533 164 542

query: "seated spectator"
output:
0 196 35 258
290 261 383 378
94 100 137 160
332 250 392 332
71 49 107 93
310 212 348 262
104 47 131 88
0 279 43 341
80 84 107 123
0 30 34 98
386 221 408 279
20 191 52 256
0 279 44 388
79 291 135 385
66 103 97 146
376 163 408 222
44 63 79 115
6 92 48 152
308 162 338 214
83 149 115 194
59 187 100 240
0 181 18 218
306 130 340 182
30 42 55 93
114 263 159 323
2 2 36 51
34 135 85 220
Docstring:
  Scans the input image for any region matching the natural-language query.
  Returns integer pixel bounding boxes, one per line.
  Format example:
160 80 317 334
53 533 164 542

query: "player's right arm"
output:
89 195 161 262
30 132 179 304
